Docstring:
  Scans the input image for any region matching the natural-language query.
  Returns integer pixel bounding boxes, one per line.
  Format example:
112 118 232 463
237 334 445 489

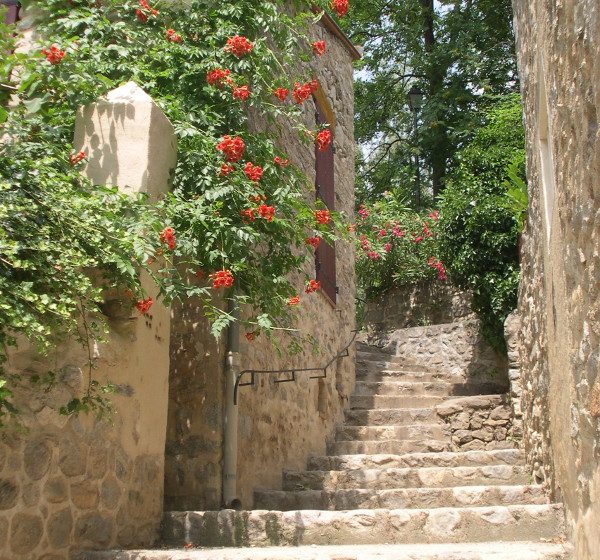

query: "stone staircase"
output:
86 341 571 559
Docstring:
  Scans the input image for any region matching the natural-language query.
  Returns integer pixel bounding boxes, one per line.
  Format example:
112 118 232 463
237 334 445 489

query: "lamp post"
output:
408 85 424 209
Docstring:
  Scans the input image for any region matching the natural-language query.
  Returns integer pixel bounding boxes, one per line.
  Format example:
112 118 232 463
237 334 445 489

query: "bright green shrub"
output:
437 94 526 350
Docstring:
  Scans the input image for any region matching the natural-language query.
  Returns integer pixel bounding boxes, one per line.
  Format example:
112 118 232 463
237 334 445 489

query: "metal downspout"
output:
223 296 240 508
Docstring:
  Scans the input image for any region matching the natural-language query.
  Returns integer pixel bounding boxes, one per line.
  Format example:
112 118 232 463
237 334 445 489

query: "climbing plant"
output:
0 0 350 420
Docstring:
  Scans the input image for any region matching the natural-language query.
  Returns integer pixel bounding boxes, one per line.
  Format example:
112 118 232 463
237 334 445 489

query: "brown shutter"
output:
2 1 20 24
314 96 337 305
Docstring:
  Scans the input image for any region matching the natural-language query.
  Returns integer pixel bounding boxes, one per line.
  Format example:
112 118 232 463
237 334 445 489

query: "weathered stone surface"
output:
71 479 100 509
0 479 18 510
308 449 526 471
88 444 109 479
22 481 40 507
23 438 52 480
47 508 73 548
101 476 122 510
254 484 547 511
283 464 529 491
9 512 44 554
59 440 87 477
44 476 68 504
0 516 8 548
76 541 575 560
513 0 600 558
364 281 474 332
75 512 114 546
162 505 565 547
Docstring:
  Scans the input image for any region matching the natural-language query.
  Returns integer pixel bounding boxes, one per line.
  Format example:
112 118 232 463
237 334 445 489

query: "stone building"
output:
164 14 359 511
0 7 358 560
512 1 600 559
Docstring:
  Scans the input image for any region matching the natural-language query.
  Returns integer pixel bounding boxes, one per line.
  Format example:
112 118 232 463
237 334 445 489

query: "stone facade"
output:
512 1 600 558
165 19 357 510
0 84 175 559
363 280 474 333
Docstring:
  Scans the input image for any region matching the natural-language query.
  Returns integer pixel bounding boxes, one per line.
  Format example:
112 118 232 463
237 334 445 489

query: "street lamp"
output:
407 85 424 209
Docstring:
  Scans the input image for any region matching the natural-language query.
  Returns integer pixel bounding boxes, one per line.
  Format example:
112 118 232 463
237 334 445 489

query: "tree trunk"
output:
420 0 446 198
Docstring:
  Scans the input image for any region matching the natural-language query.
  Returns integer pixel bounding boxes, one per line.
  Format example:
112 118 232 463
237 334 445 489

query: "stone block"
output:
88 444 108 479
0 479 18 510
101 476 122 510
471 428 495 442
490 406 512 421
59 440 87 477
452 430 474 444
23 438 52 480
44 477 68 504
10 512 43 554
22 481 40 507
0 516 7 548
71 480 100 509
48 508 73 549
74 512 114 546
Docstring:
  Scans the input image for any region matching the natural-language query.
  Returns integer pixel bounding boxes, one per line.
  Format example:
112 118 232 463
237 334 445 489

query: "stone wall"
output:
165 18 357 510
0 84 175 559
436 395 519 452
512 1 600 558
364 320 508 393
363 281 473 333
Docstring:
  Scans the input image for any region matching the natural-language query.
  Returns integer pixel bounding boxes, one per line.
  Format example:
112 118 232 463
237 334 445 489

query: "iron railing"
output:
233 329 358 405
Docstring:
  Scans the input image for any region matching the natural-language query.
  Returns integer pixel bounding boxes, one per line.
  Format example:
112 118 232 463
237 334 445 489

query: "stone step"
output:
253 484 547 511
336 424 450 442
307 449 525 471
354 381 454 397
350 395 446 409
345 407 442 426
82 542 572 559
162 504 566 547
282 464 530 491
357 368 466 384
328 438 451 455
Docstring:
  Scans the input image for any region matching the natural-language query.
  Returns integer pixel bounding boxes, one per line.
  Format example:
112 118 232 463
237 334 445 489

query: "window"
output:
314 93 337 305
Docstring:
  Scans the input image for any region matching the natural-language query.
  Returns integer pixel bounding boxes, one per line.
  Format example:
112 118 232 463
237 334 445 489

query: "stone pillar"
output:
74 81 177 200
72 79 176 457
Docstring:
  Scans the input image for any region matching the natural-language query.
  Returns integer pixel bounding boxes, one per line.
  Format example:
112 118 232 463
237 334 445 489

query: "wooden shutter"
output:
2 1 20 24
314 96 337 305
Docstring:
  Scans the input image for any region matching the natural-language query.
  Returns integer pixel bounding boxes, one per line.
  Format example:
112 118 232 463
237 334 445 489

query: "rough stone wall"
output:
512 1 600 558
0 83 175 559
363 281 473 333
364 320 508 392
436 395 519 452
0 333 167 559
165 20 356 510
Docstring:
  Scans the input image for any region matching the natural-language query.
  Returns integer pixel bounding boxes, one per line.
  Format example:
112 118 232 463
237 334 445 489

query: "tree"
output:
343 0 519 205
437 94 526 350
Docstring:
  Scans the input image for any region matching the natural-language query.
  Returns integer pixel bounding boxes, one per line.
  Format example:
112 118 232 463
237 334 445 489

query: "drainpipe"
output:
223 295 240 508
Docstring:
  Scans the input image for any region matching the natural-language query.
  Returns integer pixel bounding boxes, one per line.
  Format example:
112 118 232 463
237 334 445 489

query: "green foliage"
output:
437 94 526 350
355 193 445 299
0 0 343 420
342 0 518 203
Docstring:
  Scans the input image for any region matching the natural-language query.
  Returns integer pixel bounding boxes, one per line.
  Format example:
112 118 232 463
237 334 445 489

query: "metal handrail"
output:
233 329 358 405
